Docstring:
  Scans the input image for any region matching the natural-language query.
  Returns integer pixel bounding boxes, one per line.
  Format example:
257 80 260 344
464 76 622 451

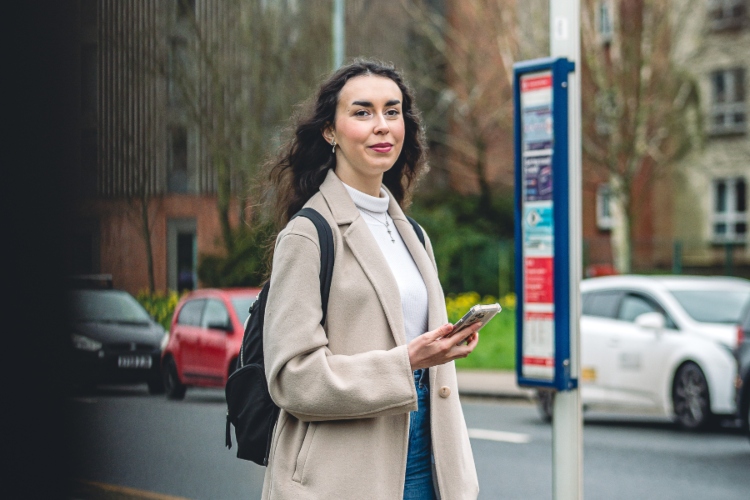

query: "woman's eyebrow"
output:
350 99 402 107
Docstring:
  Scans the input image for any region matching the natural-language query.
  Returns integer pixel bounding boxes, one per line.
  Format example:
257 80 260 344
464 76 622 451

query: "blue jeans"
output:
404 369 437 500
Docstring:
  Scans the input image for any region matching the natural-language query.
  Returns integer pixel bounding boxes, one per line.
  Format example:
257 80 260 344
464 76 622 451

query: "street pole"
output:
550 1 583 499
332 0 345 70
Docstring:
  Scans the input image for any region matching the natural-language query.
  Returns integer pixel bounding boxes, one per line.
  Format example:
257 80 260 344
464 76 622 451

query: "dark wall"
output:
6 1 77 497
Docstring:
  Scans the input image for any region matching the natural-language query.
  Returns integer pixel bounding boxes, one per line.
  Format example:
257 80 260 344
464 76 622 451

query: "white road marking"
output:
467 428 531 444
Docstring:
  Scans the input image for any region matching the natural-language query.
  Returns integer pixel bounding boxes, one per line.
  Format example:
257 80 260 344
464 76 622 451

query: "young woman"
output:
261 60 480 500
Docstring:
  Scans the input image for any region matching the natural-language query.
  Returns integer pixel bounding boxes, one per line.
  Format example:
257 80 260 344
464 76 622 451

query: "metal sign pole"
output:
550 1 583 499
332 0 345 70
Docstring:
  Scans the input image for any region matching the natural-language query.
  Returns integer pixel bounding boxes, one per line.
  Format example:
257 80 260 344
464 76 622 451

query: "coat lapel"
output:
318 170 406 346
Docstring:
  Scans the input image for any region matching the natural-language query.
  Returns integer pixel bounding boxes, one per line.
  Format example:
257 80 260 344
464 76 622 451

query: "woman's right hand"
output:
407 322 481 371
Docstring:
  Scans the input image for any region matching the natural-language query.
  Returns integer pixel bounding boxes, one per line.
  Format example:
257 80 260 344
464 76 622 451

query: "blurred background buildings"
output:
63 0 748 297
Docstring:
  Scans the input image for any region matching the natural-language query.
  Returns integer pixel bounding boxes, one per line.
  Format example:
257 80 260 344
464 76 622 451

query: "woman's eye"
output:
354 109 370 117
385 109 401 117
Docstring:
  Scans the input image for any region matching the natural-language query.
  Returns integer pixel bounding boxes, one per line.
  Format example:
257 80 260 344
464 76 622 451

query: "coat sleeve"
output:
263 219 417 422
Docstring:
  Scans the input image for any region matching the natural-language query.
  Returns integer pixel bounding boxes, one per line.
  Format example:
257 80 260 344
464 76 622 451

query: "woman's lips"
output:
370 143 393 153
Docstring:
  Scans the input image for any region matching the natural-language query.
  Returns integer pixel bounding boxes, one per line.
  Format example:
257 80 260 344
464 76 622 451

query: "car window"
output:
669 290 750 324
177 299 205 326
582 290 623 318
68 290 151 324
618 294 657 322
231 297 256 327
616 292 678 329
202 299 230 329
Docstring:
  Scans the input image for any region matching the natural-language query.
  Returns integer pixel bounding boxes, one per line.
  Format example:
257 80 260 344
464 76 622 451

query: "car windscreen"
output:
669 289 750 324
68 290 152 324
231 297 256 327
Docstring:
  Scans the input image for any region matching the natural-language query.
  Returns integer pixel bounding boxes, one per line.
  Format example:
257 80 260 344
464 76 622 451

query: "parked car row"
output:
536 275 750 434
65 280 259 399
66 273 749 443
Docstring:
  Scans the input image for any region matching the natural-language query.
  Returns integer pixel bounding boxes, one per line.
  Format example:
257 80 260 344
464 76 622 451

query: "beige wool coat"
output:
261 170 479 499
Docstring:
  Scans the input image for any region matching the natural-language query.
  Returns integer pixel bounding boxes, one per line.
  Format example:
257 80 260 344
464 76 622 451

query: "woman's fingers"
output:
432 323 454 340
408 322 481 370
447 321 482 346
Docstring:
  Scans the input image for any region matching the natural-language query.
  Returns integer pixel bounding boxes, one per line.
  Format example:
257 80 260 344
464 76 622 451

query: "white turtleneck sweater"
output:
343 183 429 344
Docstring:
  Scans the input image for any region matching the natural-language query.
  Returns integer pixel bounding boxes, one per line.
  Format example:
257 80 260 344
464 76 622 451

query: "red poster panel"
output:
524 257 554 304
521 75 553 92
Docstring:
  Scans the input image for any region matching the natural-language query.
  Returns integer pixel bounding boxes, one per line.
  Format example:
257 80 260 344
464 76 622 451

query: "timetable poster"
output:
520 70 555 381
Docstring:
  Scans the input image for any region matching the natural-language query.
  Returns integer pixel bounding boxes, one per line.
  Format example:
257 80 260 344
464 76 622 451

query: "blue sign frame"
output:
513 57 577 391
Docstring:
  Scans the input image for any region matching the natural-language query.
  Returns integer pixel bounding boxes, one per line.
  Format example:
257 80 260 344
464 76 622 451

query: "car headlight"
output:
160 331 170 351
71 334 103 352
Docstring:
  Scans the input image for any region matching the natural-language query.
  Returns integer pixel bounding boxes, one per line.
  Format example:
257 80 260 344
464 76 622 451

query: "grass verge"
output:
454 308 515 371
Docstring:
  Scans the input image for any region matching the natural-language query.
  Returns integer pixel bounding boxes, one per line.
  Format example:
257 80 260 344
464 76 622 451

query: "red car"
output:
161 288 260 399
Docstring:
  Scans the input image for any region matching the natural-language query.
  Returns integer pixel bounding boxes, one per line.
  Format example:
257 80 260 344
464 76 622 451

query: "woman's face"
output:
324 75 405 195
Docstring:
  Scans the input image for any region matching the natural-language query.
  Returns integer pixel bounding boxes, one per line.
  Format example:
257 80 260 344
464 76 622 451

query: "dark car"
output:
161 288 260 400
66 288 167 393
737 304 750 442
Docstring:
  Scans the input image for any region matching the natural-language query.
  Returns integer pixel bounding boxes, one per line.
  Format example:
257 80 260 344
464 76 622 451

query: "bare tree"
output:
398 0 548 202
580 0 702 272
168 0 331 251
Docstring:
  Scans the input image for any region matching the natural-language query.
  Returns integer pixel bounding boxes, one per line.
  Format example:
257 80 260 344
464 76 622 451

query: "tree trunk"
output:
139 194 156 292
216 155 234 253
610 174 632 274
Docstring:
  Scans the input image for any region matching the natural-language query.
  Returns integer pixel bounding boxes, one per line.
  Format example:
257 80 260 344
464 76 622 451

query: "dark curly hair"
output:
264 59 428 230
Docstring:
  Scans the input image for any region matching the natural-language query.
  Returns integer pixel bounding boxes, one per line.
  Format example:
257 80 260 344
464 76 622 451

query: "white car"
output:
536 275 750 430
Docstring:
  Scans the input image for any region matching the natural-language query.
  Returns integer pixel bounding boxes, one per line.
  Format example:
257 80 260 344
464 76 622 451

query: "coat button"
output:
439 386 451 398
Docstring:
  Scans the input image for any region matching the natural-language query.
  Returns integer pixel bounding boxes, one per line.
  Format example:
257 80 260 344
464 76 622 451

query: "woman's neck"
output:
334 168 383 198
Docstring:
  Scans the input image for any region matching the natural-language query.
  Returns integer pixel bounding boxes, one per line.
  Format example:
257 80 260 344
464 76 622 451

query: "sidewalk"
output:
455 369 536 400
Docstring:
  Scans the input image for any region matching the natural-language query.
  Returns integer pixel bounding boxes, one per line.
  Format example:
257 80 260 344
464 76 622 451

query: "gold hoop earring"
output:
331 139 336 154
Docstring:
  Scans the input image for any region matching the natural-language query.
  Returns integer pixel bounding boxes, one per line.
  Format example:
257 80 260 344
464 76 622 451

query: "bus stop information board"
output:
521 71 555 381
514 58 577 391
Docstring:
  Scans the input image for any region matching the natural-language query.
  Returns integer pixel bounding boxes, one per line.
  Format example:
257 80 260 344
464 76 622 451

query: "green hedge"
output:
136 290 185 331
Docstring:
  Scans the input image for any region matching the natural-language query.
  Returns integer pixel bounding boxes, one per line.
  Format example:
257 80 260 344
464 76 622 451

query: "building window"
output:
168 38 187 106
598 0 614 44
710 68 746 135
707 0 747 31
713 177 747 243
168 126 189 193
81 44 97 114
595 90 616 136
596 184 615 230
177 0 196 19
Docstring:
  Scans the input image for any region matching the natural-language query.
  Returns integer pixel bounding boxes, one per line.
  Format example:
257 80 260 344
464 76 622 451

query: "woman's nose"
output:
373 114 389 134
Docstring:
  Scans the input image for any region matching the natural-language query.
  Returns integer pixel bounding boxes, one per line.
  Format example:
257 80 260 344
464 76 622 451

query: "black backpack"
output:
225 207 425 466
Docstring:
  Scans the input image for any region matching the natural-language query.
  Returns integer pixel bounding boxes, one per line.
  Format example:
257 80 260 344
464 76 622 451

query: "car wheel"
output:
163 357 186 400
672 362 711 431
536 389 554 423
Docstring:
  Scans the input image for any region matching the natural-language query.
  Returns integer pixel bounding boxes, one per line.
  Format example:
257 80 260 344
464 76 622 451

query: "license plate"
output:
118 355 152 369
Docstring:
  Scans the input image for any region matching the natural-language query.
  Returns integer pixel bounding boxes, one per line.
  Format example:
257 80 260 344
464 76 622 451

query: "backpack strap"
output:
292 208 334 326
405 215 425 248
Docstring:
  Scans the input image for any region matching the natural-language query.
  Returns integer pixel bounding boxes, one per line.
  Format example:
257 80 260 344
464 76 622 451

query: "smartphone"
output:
450 303 502 338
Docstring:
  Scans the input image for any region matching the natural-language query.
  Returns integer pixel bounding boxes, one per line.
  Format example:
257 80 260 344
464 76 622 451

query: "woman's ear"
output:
322 126 335 145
